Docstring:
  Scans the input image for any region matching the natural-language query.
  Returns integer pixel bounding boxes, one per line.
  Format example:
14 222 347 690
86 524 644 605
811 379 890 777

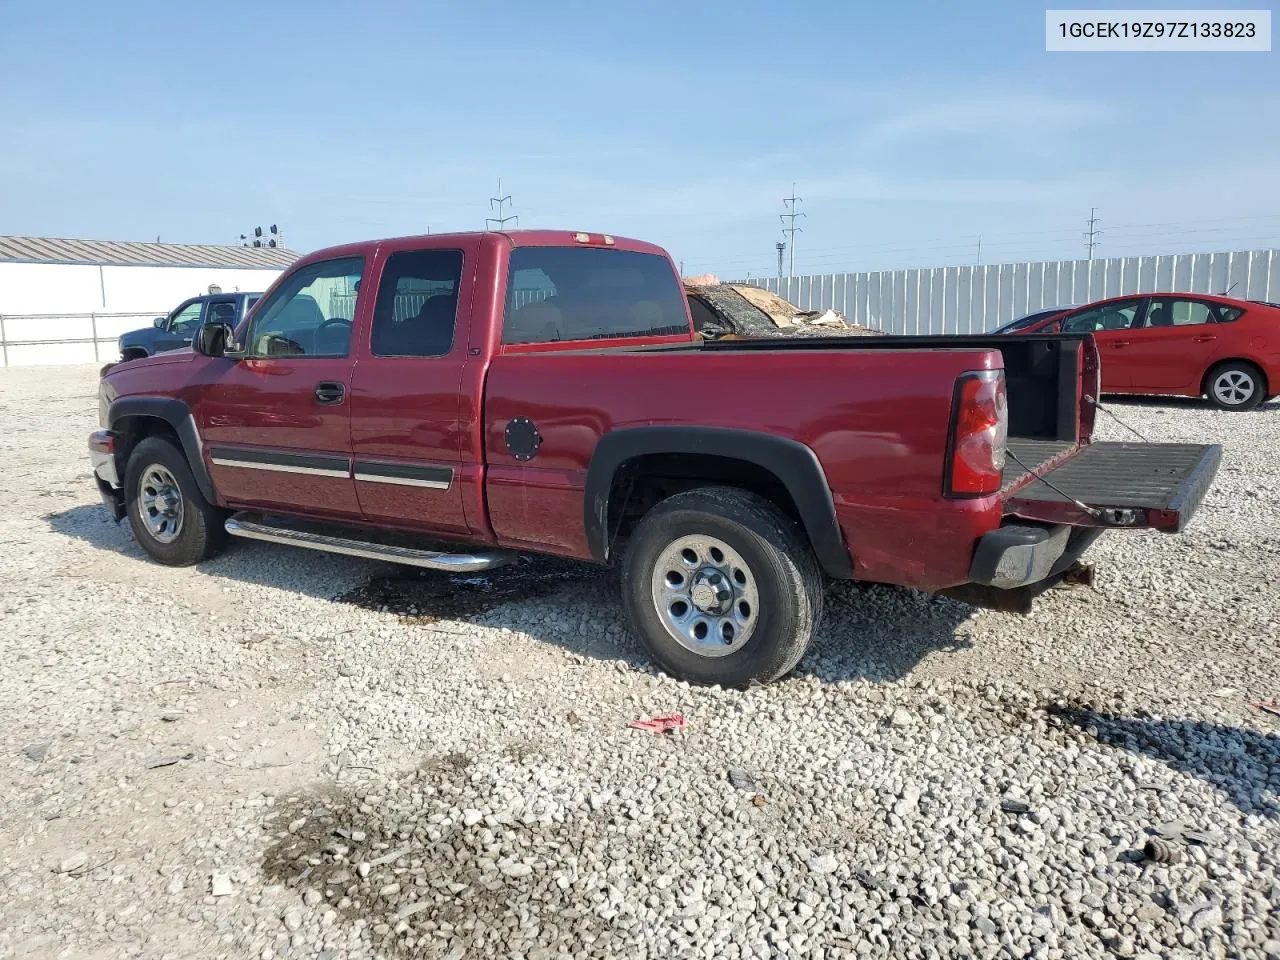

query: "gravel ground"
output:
1 364 1278 960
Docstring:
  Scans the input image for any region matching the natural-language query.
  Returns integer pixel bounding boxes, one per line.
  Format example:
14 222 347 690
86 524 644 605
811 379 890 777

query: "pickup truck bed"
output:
88 228 1222 687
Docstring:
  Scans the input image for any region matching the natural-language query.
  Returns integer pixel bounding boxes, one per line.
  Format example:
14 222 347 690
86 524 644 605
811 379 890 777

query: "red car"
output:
1008 294 1280 410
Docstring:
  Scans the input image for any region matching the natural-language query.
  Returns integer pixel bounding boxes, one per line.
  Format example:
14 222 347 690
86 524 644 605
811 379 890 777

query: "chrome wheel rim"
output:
650 535 758 657
1213 370 1255 406
138 464 184 543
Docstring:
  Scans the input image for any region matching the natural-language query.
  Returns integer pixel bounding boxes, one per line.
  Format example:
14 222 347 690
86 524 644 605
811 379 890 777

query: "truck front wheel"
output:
620 486 824 686
124 436 226 566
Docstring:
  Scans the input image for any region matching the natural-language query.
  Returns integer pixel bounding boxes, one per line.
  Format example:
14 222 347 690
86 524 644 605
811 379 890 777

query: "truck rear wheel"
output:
124 436 226 566
620 486 824 686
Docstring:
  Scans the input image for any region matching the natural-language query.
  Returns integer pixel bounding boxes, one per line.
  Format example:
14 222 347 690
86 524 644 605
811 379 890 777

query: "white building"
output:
0 235 299 366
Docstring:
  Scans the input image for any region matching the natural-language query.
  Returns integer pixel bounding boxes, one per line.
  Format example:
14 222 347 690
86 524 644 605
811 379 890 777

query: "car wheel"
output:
124 436 226 566
1206 361 1266 411
620 486 824 687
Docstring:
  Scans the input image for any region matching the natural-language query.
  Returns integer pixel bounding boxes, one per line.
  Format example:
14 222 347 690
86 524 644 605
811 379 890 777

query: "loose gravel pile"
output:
1 365 1278 960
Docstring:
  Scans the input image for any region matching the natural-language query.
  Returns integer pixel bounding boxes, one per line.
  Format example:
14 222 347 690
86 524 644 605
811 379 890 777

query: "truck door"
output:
347 240 480 536
193 255 365 518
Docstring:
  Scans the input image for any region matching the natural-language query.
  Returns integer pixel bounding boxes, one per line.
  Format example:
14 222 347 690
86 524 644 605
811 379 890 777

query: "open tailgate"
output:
1006 441 1222 533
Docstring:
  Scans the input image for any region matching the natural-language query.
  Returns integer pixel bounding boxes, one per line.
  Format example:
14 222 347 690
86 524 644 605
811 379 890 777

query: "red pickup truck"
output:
89 230 1222 686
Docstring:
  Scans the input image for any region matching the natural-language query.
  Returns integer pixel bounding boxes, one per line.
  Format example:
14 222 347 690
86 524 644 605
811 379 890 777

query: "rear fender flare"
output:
584 426 853 579
109 396 216 503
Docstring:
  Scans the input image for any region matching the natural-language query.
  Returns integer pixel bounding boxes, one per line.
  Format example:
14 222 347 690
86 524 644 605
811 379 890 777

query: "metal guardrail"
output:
0 311 165 367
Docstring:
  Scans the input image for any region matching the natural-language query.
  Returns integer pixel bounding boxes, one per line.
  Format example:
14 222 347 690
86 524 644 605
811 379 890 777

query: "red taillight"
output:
946 371 1007 497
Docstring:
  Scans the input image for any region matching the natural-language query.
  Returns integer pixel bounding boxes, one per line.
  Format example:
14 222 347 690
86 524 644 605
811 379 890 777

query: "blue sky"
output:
1 0 1276 277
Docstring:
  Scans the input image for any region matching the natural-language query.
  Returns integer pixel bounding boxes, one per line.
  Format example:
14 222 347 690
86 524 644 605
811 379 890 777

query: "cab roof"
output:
293 230 671 266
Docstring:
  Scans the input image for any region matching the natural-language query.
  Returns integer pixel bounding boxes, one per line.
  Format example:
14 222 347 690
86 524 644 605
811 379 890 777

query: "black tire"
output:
121 349 149 362
620 486 824 687
124 436 227 566
1205 361 1266 411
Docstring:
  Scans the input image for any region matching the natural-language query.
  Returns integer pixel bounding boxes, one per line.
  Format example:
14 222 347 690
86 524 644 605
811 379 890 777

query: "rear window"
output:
502 247 689 345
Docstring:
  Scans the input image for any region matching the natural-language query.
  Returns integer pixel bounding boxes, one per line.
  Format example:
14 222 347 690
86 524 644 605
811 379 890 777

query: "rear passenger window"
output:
370 250 463 357
502 247 689 345
1215 305 1244 323
1146 299 1215 327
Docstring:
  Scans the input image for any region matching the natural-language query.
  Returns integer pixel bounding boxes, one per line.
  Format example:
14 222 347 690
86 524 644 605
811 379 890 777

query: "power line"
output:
780 182 805 279
1085 207 1102 260
683 212 1280 276
485 177 518 231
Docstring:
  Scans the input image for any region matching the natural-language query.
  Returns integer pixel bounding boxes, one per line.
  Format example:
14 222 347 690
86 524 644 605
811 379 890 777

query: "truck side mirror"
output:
153 316 167 328
193 321 234 358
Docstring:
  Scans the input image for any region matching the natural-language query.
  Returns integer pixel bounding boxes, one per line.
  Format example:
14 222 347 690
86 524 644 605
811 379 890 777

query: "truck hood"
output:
113 347 195 369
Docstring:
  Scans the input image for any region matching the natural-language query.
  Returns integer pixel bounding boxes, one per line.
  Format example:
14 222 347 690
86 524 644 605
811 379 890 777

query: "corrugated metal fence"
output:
739 248 1280 334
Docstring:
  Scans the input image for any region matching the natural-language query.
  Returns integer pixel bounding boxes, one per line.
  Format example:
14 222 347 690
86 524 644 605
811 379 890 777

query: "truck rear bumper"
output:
936 523 1104 614
967 523 1102 589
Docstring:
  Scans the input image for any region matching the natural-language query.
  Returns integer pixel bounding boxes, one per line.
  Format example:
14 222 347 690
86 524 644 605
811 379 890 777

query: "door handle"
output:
1192 334 1217 343
1112 340 1129 348
314 381 346 404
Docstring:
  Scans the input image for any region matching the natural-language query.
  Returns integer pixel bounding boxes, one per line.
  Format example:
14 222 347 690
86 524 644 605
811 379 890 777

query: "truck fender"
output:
583 426 853 579
109 396 217 504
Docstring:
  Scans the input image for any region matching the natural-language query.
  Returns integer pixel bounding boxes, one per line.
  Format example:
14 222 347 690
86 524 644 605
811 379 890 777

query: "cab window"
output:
206 299 238 327
370 249 463 357
502 247 689 345
168 302 203 334
245 257 364 358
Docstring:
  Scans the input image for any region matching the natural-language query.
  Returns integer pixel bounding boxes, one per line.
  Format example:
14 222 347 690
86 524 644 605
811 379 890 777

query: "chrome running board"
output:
224 512 513 573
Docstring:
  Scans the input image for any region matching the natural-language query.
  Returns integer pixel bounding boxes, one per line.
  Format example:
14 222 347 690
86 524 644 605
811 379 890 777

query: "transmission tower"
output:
779 182 805 278
1084 208 1102 260
775 241 786 281
486 178 518 230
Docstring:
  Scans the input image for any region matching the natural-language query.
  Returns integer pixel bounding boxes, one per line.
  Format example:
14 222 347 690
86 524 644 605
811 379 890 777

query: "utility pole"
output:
779 182 805 278
486 178 518 231
775 241 786 281
977 234 982 265
1084 207 1102 260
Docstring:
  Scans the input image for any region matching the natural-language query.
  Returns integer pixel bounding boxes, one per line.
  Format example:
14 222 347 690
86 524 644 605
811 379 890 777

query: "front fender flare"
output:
584 426 853 579
109 396 216 503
